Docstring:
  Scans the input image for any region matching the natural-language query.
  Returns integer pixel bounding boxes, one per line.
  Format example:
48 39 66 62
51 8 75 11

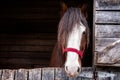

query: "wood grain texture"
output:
0 70 2 79
96 0 120 3
2 69 14 80
0 58 49 65
95 11 120 24
0 1 60 33
0 14 59 20
95 0 120 10
0 33 57 40
95 38 120 51
112 72 120 80
15 69 28 80
95 25 120 38
0 7 59 14
29 68 41 80
94 0 120 68
55 68 67 80
0 45 54 52
0 52 51 59
42 68 54 80
0 1 59 7
0 33 56 68
95 39 120 65
0 39 56 46
0 0 58 68
95 25 120 65
97 71 115 80
97 42 120 64
79 68 93 79
0 68 119 80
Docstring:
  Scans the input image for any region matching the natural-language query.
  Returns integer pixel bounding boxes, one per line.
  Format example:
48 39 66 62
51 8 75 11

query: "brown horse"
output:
50 7 90 77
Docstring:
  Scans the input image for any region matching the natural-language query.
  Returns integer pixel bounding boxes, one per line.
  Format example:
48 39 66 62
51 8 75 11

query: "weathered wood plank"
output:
96 68 120 79
0 1 59 7
97 71 116 80
96 0 120 3
55 68 67 80
0 14 59 20
95 25 120 38
79 68 93 80
0 58 49 65
1 68 120 80
95 61 120 67
15 69 28 80
29 68 41 80
0 45 53 52
95 11 120 24
0 39 56 46
92 68 116 80
81 78 92 80
0 70 2 79
0 33 57 40
95 38 120 65
0 7 59 16
2 69 14 80
0 52 51 59
95 0 120 10
0 64 48 69
112 71 120 80
95 38 120 51
97 43 120 64
42 68 54 80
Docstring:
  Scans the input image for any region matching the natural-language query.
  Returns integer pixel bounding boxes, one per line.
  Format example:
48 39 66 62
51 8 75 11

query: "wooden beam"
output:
95 0 120 10
15 69 28 80
95 38 120 52
0 58 50 65
2 69 14 80
0 45 54 52
102 39 120 53
97 39 120 64
95 25 120 38
0 39 56 46
0 68 117 80
29 68 41 80
0 52 51 59
95 11 120 24
42 68 54 80
0 33 57 40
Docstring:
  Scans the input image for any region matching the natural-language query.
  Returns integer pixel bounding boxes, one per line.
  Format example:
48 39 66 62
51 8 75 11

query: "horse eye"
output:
83 31 86 34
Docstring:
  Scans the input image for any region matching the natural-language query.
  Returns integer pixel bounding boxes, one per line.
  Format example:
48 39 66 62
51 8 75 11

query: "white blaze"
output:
65 23 86 77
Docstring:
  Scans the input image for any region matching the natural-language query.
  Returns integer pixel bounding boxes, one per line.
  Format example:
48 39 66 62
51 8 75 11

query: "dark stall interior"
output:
0 0 93 69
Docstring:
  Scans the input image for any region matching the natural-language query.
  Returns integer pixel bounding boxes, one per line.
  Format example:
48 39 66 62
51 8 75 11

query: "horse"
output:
50 7 90 77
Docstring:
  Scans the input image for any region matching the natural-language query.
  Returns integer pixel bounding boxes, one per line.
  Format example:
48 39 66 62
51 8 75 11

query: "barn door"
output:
94 0 120 66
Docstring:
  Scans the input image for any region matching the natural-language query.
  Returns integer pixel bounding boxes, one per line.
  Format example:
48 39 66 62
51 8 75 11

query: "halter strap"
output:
63 48 85 59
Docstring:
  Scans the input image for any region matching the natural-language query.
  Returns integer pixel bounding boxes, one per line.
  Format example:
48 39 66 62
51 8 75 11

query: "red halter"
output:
63 48 85 59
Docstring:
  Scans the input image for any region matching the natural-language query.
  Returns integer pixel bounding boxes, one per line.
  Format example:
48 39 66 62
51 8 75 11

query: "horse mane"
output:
58 8 89 47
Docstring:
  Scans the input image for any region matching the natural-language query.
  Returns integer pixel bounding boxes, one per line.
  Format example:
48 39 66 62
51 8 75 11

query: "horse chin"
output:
65 66 82 78
67 72 80 78
64 60 82 78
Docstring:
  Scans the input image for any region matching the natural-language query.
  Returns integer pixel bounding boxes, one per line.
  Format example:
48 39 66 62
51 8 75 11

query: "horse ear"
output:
80 4 88 20
60 2 67 17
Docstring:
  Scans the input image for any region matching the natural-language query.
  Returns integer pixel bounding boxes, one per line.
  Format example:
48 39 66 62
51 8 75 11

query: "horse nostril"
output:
77 67 80 73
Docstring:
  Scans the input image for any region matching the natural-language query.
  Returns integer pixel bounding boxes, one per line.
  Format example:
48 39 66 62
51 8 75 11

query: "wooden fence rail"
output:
0 67 118 80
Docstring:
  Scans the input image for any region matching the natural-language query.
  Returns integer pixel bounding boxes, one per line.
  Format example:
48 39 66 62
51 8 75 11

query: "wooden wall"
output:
1 67 120 80
0 1 60 68
94 0 120 66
